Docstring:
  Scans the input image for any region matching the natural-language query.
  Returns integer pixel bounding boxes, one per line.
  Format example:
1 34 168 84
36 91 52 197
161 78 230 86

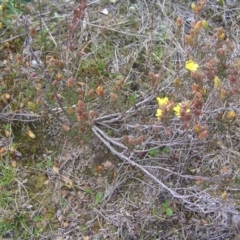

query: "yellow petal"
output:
173 103 191 117
156 108 163 120
185 60 199 72
173 104 181 116
157 97 169 107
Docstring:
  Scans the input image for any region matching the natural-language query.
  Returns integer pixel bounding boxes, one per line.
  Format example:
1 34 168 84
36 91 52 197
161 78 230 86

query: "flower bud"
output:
220 88 227 100
110 92 118 101
194 21 202 32
176 17 183 28
174 78 180 86
29 27 36 37
191 3 198 14
226 110 236 120
96 86 104 96
202 20 208 30
184 35 193 45
193 124 201 133
214 76 222 88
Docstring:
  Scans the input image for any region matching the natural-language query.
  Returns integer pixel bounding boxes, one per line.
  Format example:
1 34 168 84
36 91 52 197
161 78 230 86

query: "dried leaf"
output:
201 218 208 224
27 130 36 139
56 73 63 80
191 83 200 94
60 174 73 188
77 81 85 87
4 93 10 99
67 78 74 87
53 166 59 175
20 102 24 108
44 180 50 185
62 125 70 131
4 130 10 137
61 189 68 197
102 160 113 169
198 130 208 140
110 92 118 101
220 88 227 100
40 207 47 215
57 215 63 223
88 110 97 120
67 107 74 115
11 161 17 168
196 176 204 185
96 165 103 172
220 166 229 174
63 222 69 228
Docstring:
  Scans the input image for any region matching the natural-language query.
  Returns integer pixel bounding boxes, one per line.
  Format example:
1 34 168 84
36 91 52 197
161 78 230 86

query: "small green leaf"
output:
95 192 103 204
85 187 93 194
162 146 170 154
79 225 88 232
162 199 171 208
159 207 166 214
148 149 158 157
28 101 36 111
128 92 137 105
33 215 42 222
165 208 173 217
162 202 168 208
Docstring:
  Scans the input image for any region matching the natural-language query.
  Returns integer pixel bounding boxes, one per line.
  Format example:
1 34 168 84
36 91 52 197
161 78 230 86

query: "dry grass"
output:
1 0 240 239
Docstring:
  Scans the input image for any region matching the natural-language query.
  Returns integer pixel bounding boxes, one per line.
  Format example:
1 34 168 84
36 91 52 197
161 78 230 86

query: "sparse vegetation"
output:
1 0 240 239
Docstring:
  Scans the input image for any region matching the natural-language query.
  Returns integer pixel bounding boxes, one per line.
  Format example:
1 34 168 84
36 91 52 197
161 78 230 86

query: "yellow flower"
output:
173 104 181 117
156 108 163 120
185 60 199 72
173 103 191 117
157 97 169 107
